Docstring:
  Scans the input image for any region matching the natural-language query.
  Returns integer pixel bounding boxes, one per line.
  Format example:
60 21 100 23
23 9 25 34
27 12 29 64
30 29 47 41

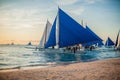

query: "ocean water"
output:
0 45 120 69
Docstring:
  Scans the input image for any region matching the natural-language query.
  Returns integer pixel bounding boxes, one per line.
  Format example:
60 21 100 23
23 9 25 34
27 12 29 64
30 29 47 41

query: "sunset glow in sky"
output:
0 0 120 45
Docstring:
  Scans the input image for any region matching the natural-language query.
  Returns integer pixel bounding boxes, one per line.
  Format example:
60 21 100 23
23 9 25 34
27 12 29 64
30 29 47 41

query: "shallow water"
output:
0 45 120 69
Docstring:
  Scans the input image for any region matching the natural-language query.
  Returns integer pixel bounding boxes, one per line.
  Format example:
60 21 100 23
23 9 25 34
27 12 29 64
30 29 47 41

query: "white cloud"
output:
69 7 85 15
0 4 56 43
0 7 50 30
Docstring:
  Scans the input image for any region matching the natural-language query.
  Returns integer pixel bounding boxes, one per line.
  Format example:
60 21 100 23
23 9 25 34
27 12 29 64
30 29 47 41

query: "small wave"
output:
0 66 21 70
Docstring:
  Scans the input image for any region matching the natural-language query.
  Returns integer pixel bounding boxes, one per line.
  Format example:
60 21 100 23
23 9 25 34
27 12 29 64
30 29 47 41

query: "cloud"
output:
69 7 85 15
0 3 57 44
56 0 79 5
0 6 52 30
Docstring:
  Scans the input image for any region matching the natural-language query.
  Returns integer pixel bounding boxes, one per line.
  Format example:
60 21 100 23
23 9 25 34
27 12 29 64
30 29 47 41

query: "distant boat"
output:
11 42 14 45
105 37 114 47
25 42 36 49
27 42 32 46
45 8 99 49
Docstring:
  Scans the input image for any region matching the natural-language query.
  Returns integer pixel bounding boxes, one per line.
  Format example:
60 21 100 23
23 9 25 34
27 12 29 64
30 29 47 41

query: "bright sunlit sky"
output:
0 0 120 45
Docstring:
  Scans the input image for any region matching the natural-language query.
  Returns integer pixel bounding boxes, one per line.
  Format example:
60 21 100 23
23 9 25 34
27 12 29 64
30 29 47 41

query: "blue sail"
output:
115 30 120 47
105 37 114 46
45 17 57 48
83 26 103 46
58 8 99 48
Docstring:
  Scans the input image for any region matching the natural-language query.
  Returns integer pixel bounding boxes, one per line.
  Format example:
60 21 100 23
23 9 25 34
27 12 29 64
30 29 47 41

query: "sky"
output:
0 0 120 45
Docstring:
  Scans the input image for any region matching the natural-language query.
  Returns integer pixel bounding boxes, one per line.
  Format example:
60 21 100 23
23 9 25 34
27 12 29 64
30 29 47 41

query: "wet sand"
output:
0 58 120 80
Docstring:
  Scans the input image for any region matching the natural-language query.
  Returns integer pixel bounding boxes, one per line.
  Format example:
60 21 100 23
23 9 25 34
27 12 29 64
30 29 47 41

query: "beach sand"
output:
0 58 120 80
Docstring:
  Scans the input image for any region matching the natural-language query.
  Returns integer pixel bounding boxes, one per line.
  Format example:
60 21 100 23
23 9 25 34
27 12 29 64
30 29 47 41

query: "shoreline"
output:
0 58 120 80
0 57 119 71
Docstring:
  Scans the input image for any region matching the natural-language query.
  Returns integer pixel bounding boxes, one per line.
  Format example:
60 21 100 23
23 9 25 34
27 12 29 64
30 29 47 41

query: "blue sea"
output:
0 45 120 70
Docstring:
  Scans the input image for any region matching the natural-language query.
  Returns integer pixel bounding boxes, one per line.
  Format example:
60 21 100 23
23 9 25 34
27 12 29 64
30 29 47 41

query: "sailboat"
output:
38 20 52 49
115 30 120 50
44 8 100 51
25 41 35 49
25 20 52 50
105 37 114 47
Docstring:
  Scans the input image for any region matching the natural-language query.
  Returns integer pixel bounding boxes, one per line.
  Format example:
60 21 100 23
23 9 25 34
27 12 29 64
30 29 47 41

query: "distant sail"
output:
115 30 120 47
105 37 114 46
39 20 52 48
45 17 57 48
45 8 99 48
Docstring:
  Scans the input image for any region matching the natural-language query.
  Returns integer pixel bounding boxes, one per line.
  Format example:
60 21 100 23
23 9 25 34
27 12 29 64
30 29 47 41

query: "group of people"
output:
64 44 81 53
64 44 96 53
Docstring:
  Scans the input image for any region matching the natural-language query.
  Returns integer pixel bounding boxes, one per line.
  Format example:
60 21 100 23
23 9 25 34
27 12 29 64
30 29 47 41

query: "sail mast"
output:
86 22 87 27
115 30 120 47
81 19 83 27
107 38 108 46
56 6 60 48
107 37 109 46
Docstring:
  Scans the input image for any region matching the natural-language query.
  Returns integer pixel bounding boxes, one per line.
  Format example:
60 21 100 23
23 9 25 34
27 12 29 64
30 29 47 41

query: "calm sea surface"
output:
0 45 120 69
